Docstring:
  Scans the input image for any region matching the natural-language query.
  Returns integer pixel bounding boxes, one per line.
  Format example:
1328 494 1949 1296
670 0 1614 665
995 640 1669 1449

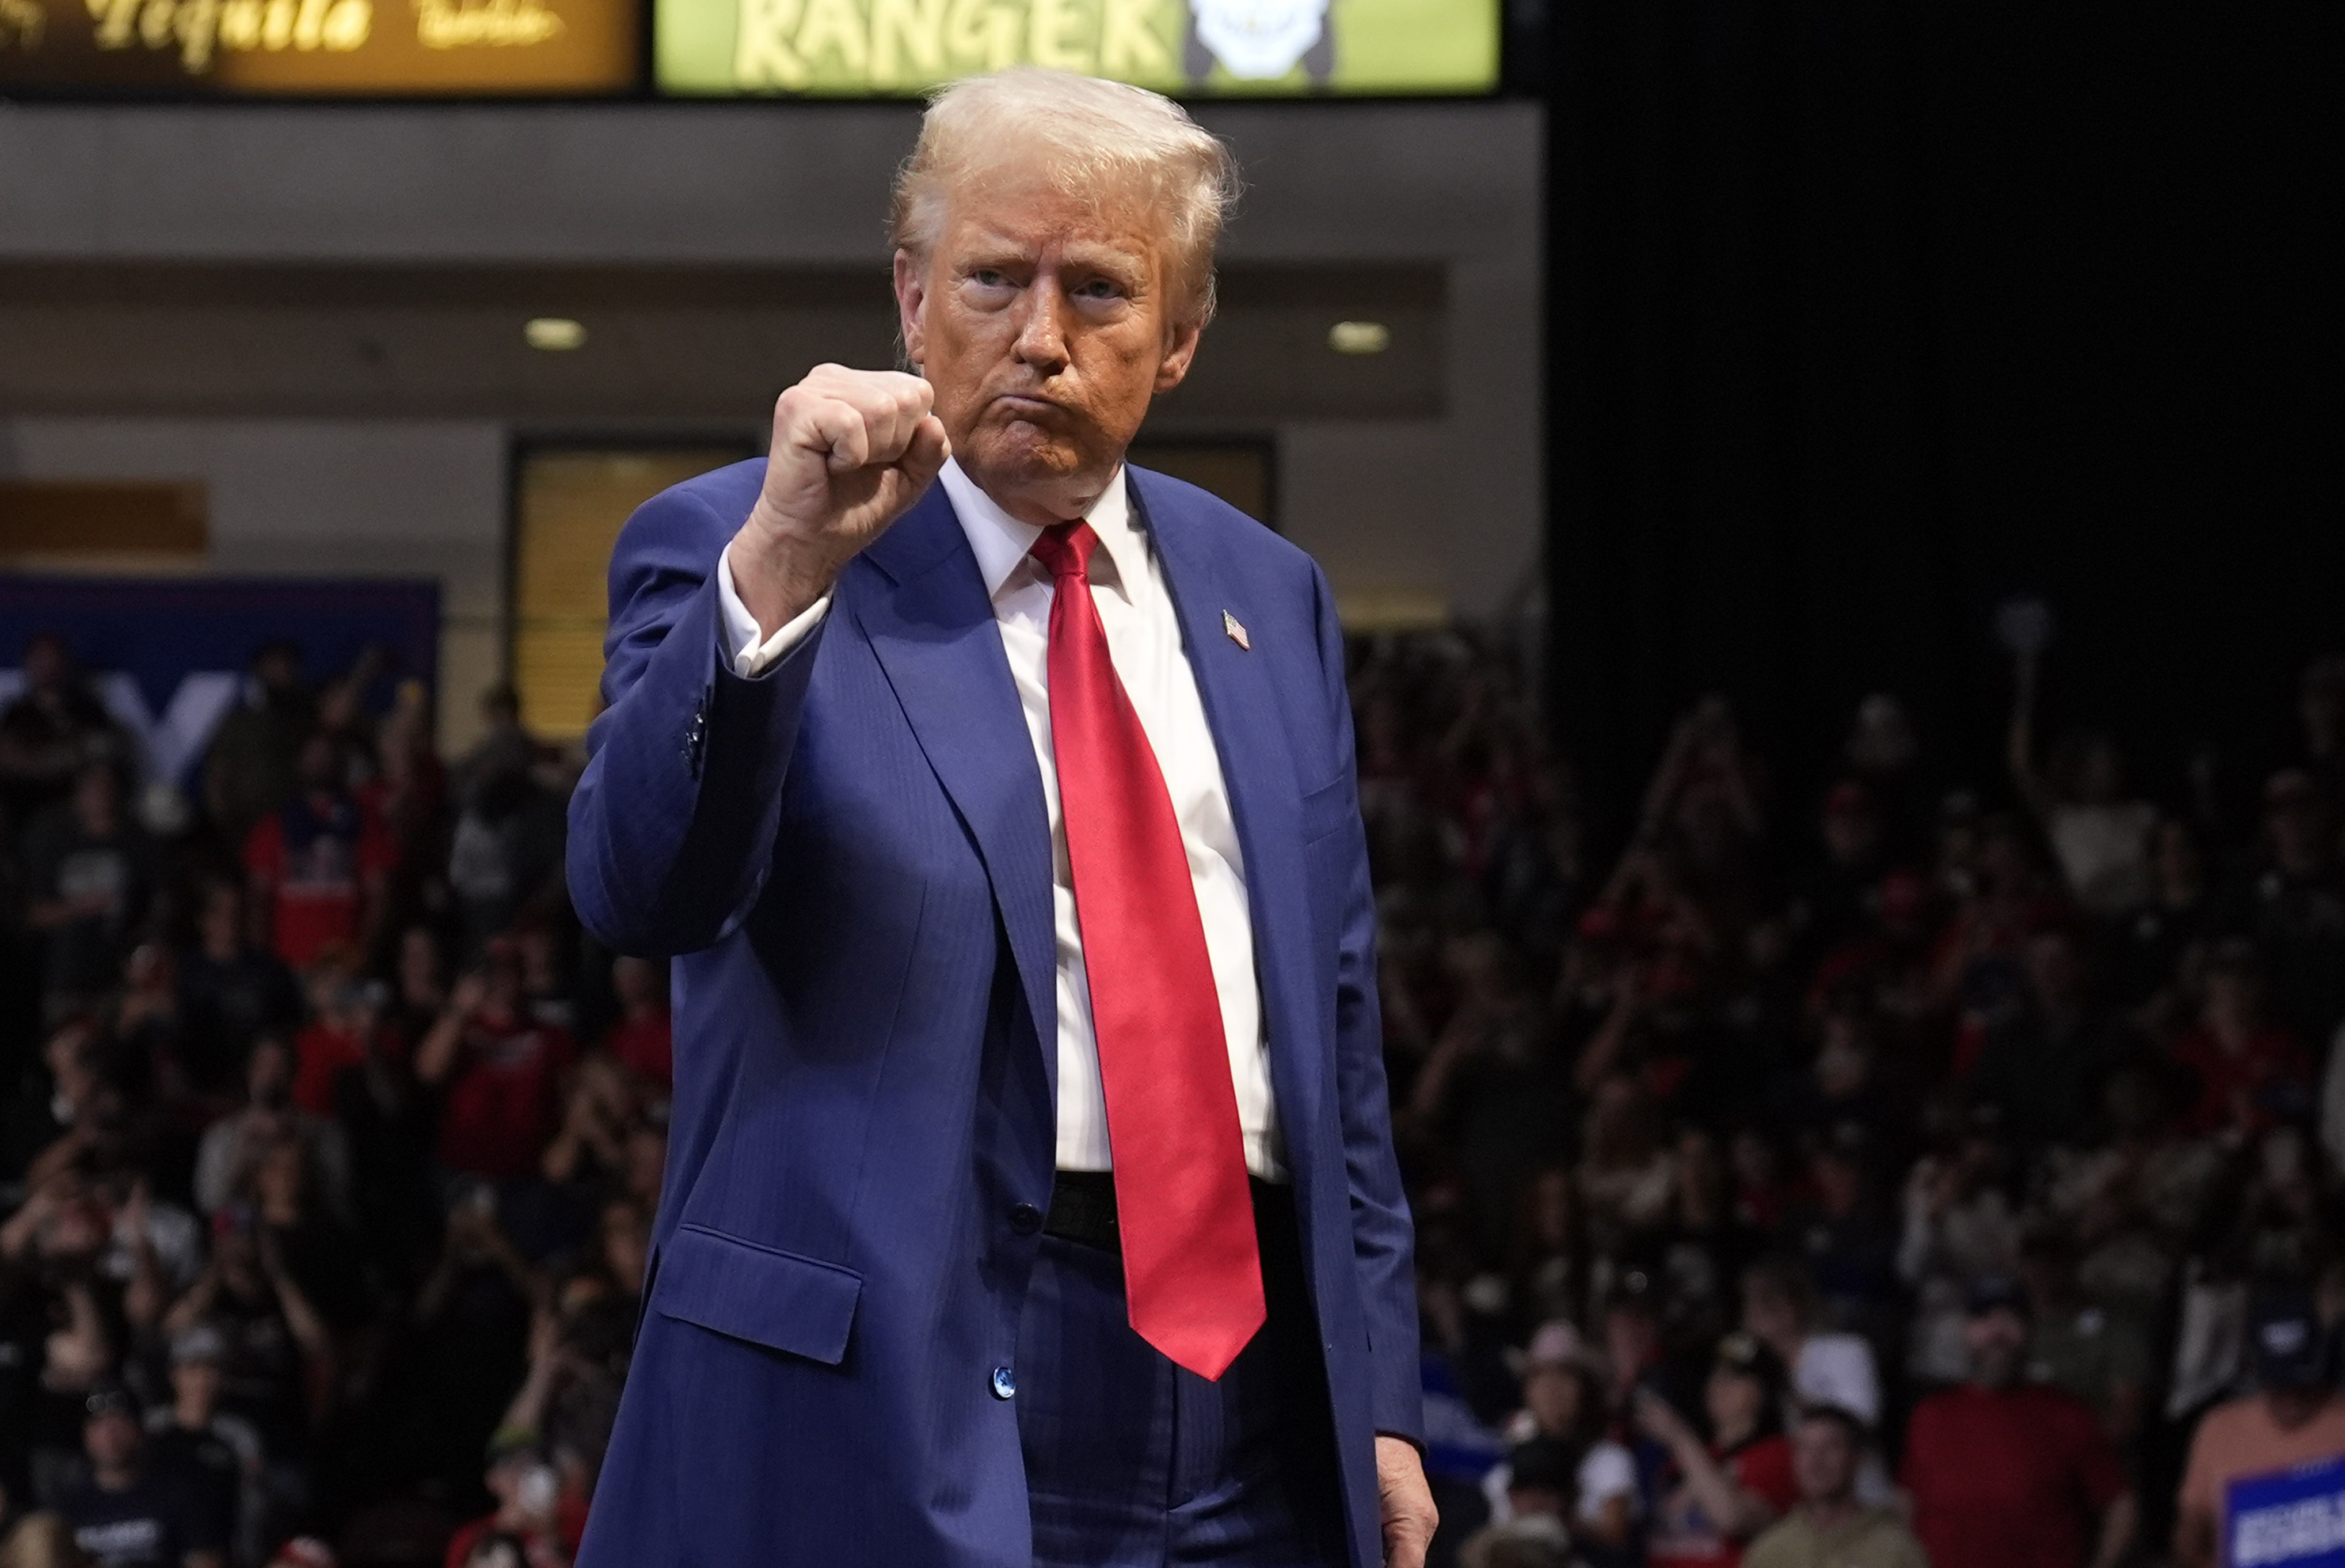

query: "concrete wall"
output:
0 98 1541 749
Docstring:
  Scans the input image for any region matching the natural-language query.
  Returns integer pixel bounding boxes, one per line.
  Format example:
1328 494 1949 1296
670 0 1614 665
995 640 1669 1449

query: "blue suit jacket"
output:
566 460 1421 1567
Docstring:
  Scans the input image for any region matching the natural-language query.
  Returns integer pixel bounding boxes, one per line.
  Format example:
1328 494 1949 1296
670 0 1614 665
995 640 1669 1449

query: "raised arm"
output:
566 368 947 957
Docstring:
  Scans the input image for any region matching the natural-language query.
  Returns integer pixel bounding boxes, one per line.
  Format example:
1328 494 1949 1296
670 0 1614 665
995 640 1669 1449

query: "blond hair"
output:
889 67 1240 329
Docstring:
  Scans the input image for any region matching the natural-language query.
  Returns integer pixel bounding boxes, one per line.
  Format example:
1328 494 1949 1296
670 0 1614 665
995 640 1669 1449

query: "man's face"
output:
1743 1286 1798 1348
1521 1363 1580 1435
248 1039 292 1106
1706 1366 1765 1436
896 176 1201 524
85 1410 141 1470
172 1358 223 1415
1964 1306 2028 1387
1791 1418 1858 1504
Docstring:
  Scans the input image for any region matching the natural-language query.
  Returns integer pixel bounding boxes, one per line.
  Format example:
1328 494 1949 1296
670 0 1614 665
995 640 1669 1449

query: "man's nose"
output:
1012 278 1071 372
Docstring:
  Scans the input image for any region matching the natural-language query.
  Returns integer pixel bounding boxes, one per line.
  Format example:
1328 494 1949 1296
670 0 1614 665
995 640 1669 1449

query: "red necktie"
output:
1030 520 1265 1381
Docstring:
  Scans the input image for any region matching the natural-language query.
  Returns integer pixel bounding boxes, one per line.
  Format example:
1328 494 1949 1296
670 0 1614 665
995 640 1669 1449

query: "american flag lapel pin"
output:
1223 610 1251 650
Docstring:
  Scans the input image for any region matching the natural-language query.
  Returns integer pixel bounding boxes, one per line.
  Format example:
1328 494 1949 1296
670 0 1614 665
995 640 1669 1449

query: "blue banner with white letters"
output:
0 576 439 790
2230 1455 2345 1568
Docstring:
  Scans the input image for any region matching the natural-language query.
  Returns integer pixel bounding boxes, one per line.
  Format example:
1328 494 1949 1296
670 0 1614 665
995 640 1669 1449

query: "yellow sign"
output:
0 0 636 90
656 0 1498 96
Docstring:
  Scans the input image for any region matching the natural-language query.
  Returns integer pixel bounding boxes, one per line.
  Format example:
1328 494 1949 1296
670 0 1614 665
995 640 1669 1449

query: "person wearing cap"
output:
1900 1276 2134 1568
1638 1334 1800 1568
1742 1406 1924 1568
50 1382 226 1568
142 1326 263 1567
1484 1331 1637 1560
2174 1291 2345 1568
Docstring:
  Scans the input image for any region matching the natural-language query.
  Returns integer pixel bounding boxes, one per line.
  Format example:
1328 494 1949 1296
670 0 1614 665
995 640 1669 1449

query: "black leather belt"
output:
1044 1170 1285 1254
1044 1171 1122 1250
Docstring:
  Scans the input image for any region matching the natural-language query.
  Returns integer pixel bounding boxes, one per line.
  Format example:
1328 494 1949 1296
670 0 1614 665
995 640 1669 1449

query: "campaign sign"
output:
0 576 439 789
2230 1455 2345 1568
0 0 638 94
656 0 1501 97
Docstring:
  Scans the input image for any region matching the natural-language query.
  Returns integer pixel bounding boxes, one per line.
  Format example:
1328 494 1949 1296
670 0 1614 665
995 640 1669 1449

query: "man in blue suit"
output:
567 67 1432 1568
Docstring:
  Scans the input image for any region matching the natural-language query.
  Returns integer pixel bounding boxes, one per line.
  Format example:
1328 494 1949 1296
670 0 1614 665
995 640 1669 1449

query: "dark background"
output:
1541 0 2341 852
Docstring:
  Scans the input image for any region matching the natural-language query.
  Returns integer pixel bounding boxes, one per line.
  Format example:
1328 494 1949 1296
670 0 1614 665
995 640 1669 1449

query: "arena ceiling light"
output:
1327 321 1391 356
526 317 588 351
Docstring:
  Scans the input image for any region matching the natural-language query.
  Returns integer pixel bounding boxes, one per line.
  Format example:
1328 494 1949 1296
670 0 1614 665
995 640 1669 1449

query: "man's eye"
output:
970 269 1012 288
1075 279 1124 300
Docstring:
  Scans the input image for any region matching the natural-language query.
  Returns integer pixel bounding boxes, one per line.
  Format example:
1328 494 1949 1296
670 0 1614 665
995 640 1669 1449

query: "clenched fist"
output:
726 364 951 637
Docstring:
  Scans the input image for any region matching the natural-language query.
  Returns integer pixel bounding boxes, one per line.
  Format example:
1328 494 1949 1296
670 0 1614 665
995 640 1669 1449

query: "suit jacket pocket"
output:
1300 774 1357 845
654 1223 863 1366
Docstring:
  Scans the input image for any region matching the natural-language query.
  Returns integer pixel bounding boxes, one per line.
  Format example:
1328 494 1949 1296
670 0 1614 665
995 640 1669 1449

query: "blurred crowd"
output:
1 636 659 1568
1360 638 2345 1568
1 623 2342 1568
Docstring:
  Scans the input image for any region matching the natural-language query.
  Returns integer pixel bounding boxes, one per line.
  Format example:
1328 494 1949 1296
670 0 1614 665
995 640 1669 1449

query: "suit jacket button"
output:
990 1366 1017 1400
1009 1202 1041 1235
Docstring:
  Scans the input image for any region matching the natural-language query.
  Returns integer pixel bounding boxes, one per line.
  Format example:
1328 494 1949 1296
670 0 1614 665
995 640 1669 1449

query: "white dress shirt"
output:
716 459 1285 1180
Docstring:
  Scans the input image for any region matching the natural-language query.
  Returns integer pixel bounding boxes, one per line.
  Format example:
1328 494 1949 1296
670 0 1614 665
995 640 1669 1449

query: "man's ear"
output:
1154 315 1204 394
892 249 928 367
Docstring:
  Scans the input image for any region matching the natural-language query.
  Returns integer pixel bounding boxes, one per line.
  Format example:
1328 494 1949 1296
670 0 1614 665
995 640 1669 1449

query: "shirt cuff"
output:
716 549 830 678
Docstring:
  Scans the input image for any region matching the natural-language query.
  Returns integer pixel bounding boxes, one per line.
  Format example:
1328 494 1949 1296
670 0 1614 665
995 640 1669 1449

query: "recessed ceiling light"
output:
1328 320 1391 356
526 317 587 351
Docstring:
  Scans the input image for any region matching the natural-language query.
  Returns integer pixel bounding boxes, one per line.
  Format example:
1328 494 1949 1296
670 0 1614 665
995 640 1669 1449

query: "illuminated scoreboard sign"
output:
0 0 637 91
654 0 1500 96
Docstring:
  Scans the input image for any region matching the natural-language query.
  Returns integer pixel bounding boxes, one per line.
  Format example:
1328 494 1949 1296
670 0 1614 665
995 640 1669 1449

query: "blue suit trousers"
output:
1017 1182 1352 1567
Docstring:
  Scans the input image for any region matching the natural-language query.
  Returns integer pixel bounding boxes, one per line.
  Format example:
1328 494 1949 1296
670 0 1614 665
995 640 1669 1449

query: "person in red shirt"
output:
1902 1276 2135 1568
441 1432 573 1568
2169 941 2313 1138
417 940 578 1182
1639 1331 1802 1568
291 949 406 1116
600 956 672 1090
243 733 393 972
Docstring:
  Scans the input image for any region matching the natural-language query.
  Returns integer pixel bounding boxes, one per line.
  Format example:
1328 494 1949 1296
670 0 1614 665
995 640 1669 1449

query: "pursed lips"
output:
992 391 1063 419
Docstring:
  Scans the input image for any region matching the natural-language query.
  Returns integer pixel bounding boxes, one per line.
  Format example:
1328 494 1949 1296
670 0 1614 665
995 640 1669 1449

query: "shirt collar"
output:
934 457 1141 602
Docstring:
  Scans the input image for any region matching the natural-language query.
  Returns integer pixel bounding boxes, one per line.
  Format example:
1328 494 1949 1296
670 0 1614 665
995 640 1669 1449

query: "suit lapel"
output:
1128 470 1330 1173
853 488 1059 1099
